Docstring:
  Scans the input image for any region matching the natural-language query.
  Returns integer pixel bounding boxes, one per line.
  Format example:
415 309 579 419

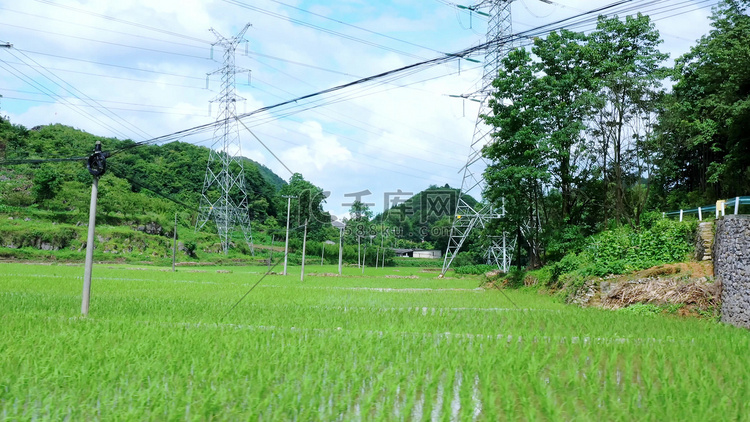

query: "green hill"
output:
0 120 291 263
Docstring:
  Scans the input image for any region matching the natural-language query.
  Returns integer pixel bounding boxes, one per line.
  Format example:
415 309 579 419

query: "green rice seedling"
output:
2 262 750 420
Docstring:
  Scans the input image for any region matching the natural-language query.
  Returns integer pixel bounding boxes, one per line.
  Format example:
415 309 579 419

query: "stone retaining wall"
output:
714 215 750 328
695 222 714 261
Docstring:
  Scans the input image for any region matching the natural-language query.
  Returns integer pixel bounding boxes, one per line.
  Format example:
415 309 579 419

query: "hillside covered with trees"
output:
482 1 750 268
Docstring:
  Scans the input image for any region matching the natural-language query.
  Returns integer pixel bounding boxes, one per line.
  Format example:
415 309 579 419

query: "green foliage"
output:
656 0 750 199
391 257 442 268
482 14 670 264
584 218 696 277
31 166 62 202
183 240 197 258
504 266 527 288
619 303 662 316
378 185 476 246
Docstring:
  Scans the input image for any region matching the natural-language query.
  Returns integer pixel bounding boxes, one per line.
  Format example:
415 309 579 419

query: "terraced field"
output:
1 263 748 420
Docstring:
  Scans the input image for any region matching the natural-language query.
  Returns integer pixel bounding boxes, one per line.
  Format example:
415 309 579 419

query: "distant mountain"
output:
374 184 478 248
0 122 286 222
242 157 286 191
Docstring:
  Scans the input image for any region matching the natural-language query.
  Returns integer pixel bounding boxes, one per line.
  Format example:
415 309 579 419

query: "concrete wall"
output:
714 215 750 328
413 250 442 259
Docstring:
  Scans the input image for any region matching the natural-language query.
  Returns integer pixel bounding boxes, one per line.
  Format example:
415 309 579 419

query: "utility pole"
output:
81 141 106 316
172 212 177 272
300 219 308 282
441 0 515 277
282 195 297 275
379 228 386 268
361 245 366 275
268 234 274 271
196 24 254 255
333 220 345 276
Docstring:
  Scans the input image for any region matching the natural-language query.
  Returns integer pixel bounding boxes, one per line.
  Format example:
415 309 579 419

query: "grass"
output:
1 262 749 420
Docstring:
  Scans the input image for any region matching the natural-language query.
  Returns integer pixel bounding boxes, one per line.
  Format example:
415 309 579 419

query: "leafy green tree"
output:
589 14 669 225
345 200 372 244
278 173 330 241
32 166 62 202
657 0 750 201
483 31 597 267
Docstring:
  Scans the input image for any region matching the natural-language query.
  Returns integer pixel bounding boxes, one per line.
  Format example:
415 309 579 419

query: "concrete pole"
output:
283 196 292 275
503 231 507 272
81 176 99 316
172 212 177 272
338 228 343 275
268 235 274 271
379 230 385 269
735 197 740 215
321 243 325 266
357 235 361 268
300 219 308 282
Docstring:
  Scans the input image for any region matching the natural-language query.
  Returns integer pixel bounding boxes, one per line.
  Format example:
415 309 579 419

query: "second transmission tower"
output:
196 24 254 255
441 0 515 276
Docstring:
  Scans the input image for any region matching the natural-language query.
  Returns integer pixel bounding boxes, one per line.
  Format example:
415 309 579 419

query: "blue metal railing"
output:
664 196 750 221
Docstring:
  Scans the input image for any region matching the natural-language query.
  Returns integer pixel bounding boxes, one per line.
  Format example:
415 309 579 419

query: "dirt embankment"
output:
569 261 720 316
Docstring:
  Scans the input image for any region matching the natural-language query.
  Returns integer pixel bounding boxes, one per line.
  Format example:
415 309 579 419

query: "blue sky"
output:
0 0 717 218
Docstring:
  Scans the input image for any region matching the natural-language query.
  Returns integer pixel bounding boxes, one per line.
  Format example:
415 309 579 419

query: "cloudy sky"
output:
0 0 718 218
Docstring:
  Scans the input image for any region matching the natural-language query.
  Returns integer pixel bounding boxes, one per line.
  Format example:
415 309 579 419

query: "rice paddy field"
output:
2 262 749 421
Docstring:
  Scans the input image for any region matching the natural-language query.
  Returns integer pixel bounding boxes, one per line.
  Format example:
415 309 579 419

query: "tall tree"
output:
589 14 668 225
277 173 330 241
657 0 750 202
483 31 598 267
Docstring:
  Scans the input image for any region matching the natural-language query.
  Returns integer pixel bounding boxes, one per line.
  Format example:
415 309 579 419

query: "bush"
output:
184 240 197 257
579 218 696 277
619 304 662 316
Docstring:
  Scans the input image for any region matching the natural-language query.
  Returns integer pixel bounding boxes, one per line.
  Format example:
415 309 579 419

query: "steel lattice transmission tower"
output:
441 0 515 276
196 24 254 255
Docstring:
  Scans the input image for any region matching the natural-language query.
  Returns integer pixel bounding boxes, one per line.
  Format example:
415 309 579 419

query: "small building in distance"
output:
393 248 414 257
392 249 442 259
413 249 442 259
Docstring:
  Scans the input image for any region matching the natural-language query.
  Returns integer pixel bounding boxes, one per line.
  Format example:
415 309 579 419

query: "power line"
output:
8 48 152 140
266 0 449 55
107 162 201 213
220 0 429 60
0 58 210 90
0 96 210 118
0 22 210 60
107 0 649 157
16 49 206 82
0 58 134 140
30 0 212 45
0 6 209 51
